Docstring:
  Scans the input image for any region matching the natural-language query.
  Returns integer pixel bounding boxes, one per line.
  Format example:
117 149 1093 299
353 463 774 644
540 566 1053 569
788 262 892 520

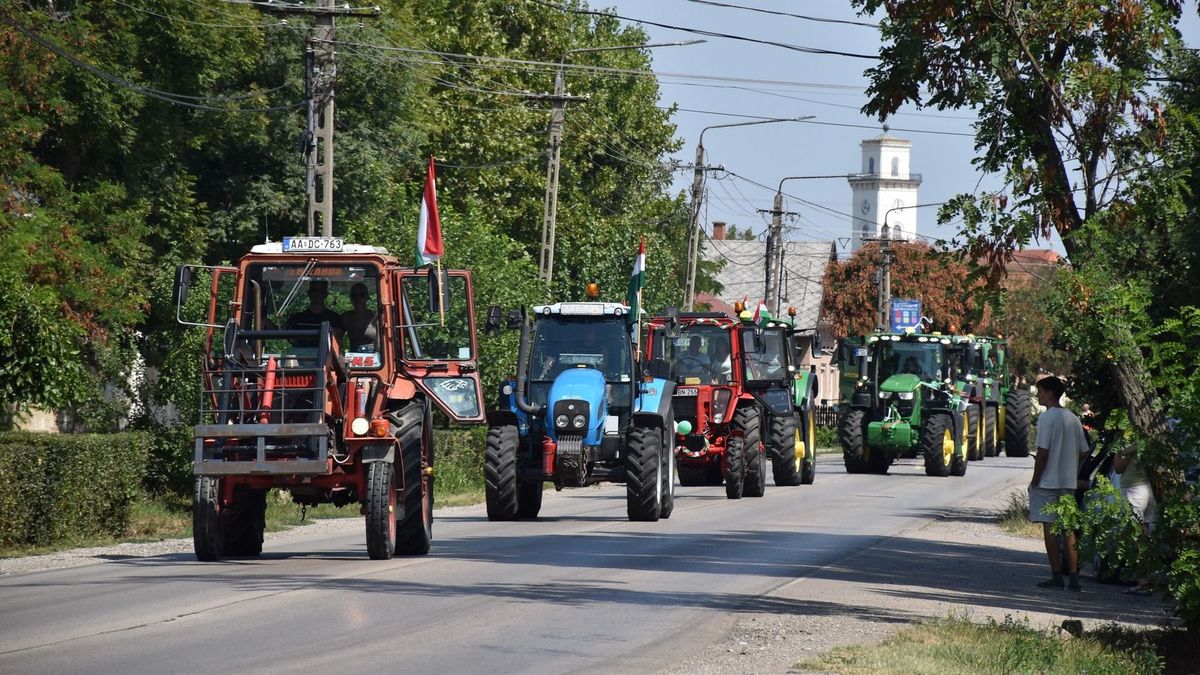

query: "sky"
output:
602 0 1200 257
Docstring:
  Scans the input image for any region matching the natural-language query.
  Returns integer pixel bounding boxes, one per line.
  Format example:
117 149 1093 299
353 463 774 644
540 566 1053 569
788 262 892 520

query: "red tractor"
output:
644 311 795 498
174 237 485 561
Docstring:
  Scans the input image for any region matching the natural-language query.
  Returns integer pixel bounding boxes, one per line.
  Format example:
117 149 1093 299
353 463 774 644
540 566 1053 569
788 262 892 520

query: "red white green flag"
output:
416 156 443 267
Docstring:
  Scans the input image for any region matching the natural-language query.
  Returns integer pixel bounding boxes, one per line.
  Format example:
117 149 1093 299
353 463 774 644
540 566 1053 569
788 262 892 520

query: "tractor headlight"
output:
878 391 890 398
572 414 586 429
712 388 732 424
555 414 569 428
898 392 914 400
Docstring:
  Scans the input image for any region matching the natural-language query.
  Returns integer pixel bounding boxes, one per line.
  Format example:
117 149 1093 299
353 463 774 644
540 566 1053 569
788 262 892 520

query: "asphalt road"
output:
0 454 1033 675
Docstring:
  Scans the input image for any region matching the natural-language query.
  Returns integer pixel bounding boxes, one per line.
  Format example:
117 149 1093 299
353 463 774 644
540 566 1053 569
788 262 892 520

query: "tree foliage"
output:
821 241 992 338
0 0 699 423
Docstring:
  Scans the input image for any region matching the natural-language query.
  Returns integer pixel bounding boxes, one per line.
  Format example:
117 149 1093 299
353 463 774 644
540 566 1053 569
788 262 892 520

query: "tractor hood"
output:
880 373 922 393
547 367 607 444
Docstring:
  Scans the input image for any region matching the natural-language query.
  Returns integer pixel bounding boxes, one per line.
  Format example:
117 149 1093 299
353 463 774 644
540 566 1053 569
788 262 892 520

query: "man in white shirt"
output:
1028 375 1090 591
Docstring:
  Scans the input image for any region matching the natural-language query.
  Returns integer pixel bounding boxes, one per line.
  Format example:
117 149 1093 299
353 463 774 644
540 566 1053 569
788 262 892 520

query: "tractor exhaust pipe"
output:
515 313 542 414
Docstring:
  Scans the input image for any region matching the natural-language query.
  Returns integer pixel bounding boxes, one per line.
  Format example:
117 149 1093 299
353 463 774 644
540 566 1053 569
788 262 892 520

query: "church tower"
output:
847 127 922 253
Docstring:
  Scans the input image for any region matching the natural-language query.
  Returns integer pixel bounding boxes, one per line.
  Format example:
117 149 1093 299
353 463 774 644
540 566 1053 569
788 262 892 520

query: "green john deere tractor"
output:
970 336 1032 457
836 331 972 477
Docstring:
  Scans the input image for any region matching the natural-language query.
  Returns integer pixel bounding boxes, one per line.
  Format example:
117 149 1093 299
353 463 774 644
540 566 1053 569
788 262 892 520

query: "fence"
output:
813 405 840 428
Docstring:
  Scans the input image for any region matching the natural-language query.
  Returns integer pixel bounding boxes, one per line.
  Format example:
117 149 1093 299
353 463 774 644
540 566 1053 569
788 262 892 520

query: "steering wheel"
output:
678 356 707 373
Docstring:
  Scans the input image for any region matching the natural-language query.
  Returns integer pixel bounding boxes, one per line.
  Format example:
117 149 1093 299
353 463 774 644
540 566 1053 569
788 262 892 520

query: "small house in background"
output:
696 222 841 406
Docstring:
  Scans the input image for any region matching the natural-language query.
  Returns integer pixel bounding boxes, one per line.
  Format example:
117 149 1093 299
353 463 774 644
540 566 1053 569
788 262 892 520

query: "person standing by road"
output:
1113 447 1157 595
1028 375 1091 591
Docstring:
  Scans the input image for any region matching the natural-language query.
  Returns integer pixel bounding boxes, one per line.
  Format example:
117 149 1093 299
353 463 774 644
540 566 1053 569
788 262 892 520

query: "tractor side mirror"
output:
173 265 192 306
644 358 674 381
810 331 822 358
505 308 524 330
484 306 503 336
427 267 451 313
664 305 681 339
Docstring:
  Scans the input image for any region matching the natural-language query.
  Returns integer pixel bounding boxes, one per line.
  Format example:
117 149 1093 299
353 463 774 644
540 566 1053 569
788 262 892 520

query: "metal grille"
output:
672 395 698 424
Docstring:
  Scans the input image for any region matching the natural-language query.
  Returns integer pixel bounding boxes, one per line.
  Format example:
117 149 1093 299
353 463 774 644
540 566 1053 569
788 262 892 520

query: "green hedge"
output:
435 426 487 495
0 431 150 547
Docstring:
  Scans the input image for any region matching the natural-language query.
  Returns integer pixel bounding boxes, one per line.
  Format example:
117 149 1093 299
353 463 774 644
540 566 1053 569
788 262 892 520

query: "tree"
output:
821 241 992 338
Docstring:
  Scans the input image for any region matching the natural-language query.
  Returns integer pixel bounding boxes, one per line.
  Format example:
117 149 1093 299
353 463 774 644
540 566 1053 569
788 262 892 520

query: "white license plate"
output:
675 387 699 397
283 236 344 252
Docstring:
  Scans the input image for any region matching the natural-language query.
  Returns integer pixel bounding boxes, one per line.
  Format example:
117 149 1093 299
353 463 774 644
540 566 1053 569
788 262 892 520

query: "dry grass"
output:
997 489 1043 538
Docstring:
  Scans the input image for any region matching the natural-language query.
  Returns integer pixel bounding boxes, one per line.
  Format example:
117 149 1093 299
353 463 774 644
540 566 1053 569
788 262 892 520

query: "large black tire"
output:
193 476 224 562
922 413 954 477
395 404 432 554
224 487 266 557
724 436 745 499
983 405 998 457
840 409 869 474
365 461 398 559
659 431 676 519
966 404 981 461
484 425 519 521
800 407 816 485
768 413 802 486
1004 388 1032 457
626 425 663 521
733 404 765 497
516 480 543 519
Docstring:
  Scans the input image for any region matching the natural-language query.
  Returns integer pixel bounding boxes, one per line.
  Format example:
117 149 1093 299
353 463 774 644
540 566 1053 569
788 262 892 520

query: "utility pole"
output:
878 228 892 331
757 191 798 315
254 0 380 237
539 41 700 288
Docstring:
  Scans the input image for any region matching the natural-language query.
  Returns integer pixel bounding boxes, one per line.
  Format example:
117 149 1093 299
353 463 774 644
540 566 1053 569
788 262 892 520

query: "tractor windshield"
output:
667 324 732 384
740 327 788 383
876 340 943 382
242 262 383 369
529 315 632 384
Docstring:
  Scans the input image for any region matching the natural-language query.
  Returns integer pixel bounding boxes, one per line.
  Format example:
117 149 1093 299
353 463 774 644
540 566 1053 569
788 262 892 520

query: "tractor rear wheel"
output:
966 405 981 461
735 405 766 497
1004 388 1032 457
223 487 266 557
724 436 745 499
193 476 224 562
922 413 954 477
516 480 543 519
365 461 398 559
626 425 662 521
484 425 519 521
840 409 870 474
768 413 802 486
395 404 432 555
677 463 705 486
983 406 998 457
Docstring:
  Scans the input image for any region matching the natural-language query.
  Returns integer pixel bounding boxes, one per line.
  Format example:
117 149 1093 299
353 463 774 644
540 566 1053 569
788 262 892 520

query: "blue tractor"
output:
484 301 677 521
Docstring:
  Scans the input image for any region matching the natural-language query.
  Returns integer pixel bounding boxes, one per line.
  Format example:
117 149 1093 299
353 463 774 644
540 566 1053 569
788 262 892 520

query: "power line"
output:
684 0 881 28
529 0 880 60
1 10 299 112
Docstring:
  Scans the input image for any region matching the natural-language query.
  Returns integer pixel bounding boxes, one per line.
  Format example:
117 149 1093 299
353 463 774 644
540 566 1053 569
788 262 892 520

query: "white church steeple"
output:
847 127 922 253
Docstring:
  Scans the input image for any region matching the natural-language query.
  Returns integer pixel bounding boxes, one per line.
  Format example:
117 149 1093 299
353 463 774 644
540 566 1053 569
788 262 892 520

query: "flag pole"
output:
436 258 446 326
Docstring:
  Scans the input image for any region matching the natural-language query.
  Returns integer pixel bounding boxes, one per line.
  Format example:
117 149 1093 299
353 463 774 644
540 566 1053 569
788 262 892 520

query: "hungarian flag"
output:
626 238 645 340
416 156 443 267
751 298 771 325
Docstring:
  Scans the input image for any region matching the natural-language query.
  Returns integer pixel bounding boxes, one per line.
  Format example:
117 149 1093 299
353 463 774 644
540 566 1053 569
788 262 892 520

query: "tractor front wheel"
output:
966 405 981 461
921 413 955 477
516 480 543 519
193 476 224 562
485 425 520 521
840 409 870 474
983 406 998 457
724 436 745 499
626 425 663 521
768 413 802 486
735 405 766 497
224 487 266 557
365 461 398 559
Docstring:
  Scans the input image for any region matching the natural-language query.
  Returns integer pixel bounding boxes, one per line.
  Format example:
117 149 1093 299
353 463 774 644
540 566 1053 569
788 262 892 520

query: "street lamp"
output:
763 174 851 313
538 40 705 288
682 116 814 310
875 201 944 330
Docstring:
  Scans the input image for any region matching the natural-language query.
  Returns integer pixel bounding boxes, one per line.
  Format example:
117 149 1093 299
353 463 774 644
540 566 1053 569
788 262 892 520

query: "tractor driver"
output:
677 334 711 377
903 356 924 377
287 279 344 347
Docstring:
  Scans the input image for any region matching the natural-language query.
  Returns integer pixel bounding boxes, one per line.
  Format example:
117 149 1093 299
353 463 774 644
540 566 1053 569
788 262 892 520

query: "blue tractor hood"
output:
547 367 607 444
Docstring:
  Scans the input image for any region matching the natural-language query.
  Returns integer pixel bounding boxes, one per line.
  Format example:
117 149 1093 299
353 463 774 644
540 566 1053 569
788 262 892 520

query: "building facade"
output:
847 128 922 252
